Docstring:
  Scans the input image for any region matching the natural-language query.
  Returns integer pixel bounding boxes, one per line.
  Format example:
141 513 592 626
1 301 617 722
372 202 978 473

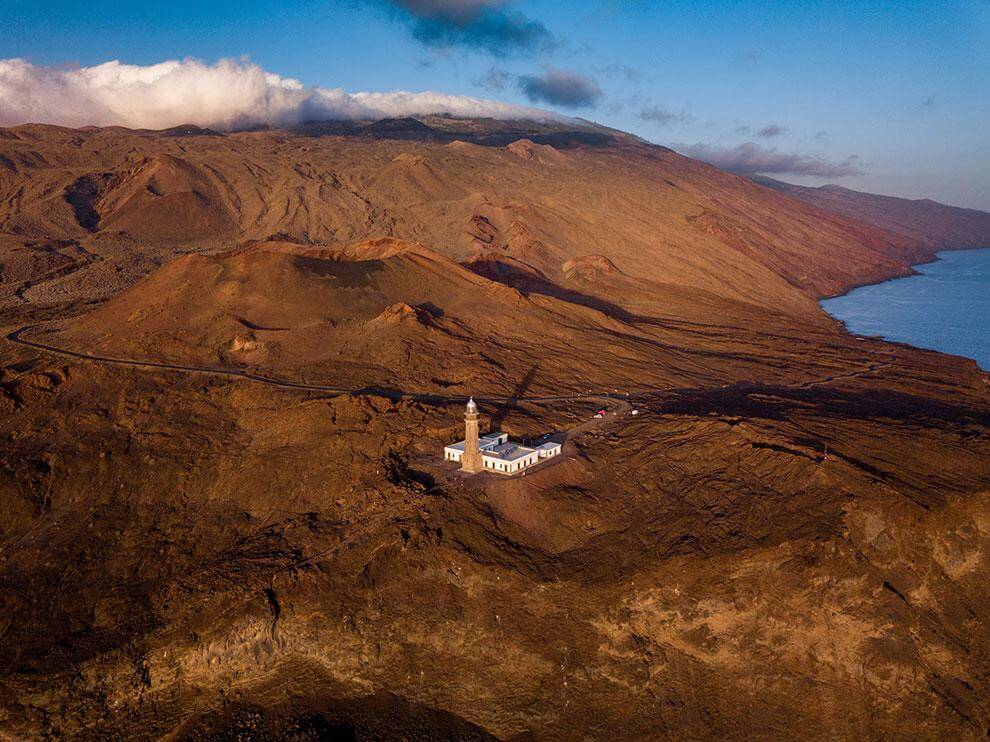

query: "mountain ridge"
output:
2 116 989 740
752 174 990 249
0 118 941 312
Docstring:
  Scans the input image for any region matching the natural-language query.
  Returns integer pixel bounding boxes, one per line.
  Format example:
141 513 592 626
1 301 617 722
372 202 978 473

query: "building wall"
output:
447 435 558 474
481 452 541 474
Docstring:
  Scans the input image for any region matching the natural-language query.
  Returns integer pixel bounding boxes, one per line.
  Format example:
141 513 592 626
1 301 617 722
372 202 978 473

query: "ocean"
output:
821 248 990 371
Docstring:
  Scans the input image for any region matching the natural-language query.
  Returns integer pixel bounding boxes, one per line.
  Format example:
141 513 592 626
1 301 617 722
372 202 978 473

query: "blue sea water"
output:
821 248 990 371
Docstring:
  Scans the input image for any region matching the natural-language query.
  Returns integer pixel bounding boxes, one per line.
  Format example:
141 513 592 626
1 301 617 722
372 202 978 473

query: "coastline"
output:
820 246 990 371
817 244 988 303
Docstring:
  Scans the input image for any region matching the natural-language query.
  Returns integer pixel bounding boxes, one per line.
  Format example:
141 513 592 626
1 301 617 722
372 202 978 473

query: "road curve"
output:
4 324 647 406
5 324 890 406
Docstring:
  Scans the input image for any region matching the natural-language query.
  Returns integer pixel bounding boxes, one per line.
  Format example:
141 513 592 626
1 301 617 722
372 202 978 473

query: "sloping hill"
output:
54 237 876 395
56 238 522 389
0 119 935 318
753 176 990 248
2 119 990 741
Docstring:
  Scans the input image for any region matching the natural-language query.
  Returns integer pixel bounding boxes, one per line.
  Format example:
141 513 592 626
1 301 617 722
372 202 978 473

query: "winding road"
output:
5 323 892 406
4 324 646 406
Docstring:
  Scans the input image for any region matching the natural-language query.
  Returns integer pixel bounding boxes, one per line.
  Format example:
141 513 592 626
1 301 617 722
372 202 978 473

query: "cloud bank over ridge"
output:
0 57 564 131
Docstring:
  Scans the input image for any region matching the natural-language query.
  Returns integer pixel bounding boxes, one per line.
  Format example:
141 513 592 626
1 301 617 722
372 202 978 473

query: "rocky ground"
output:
1 119 989 739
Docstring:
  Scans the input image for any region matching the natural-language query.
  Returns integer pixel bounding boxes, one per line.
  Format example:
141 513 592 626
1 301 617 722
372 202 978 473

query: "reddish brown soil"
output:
0 118 988 740
754 176 990 249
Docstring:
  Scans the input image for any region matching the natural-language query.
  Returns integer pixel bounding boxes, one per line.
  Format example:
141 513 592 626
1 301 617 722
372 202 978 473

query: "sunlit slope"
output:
754 176 990 248
0 120 932 319
56 238 883 395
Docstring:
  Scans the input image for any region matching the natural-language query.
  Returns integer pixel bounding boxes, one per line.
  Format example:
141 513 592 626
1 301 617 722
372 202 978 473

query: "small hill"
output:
93 155 237 242
562 254 622 279
56 238 712 394
51 235 878 395
504 139 567 165
55 239 509 389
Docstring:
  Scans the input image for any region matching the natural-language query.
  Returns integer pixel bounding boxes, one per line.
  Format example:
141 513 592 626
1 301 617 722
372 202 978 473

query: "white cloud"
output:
0 57 564 130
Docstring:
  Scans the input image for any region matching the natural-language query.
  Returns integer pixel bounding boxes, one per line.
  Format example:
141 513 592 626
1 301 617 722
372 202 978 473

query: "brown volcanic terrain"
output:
753 176 990 249
1 118 989 740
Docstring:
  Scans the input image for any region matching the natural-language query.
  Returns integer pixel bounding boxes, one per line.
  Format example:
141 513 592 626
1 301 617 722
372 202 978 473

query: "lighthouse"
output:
443 397 561 474
460 397 484 473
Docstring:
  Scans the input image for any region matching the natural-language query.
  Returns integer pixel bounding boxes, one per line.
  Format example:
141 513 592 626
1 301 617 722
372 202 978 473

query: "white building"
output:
444 400 562 475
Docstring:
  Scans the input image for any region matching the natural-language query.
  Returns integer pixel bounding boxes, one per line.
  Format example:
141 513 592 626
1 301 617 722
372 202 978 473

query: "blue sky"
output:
2 0 988 209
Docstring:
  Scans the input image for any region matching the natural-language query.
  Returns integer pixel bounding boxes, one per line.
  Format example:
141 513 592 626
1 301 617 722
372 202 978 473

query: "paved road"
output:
5 324 891 406
4 324 648 406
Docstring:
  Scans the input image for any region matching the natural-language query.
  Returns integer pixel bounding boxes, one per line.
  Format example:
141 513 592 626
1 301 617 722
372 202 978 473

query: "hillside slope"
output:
48 236 922 397
0 120 935 319
753 176 990 249
1 119 989 740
